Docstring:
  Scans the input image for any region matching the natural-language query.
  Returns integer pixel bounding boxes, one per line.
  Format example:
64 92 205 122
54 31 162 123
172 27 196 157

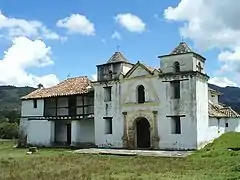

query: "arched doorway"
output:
136 118 150 149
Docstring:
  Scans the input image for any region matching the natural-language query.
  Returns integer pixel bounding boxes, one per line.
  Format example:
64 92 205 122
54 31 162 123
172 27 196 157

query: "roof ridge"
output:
106 51 129 64
137 61 158 72
21 76 92 100
170 42 193 55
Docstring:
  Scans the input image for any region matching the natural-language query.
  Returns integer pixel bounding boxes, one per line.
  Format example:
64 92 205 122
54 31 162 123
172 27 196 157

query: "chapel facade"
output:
19 42 240 150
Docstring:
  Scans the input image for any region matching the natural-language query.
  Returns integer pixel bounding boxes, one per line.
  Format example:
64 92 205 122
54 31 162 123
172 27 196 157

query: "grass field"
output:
1 133 240 180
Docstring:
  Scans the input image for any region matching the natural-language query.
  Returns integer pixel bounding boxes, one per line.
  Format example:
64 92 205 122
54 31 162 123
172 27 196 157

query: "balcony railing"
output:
43 105 94 120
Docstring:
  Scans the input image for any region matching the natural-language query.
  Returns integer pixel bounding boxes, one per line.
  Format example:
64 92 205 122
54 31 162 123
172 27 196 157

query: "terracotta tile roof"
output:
209 101 240 118
21 76 93 100
170 42 193 55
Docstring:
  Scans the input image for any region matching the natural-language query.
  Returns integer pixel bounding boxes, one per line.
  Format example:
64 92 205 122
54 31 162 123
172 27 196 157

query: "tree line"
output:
0 110 19 139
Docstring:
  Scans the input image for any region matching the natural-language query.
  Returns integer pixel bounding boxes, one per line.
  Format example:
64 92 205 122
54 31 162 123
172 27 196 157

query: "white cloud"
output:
0 11 62 40
209 77 238 87
90 73 97 81
111 31 121 40
56 14 95 36
164 0 240 85
217 47 240 73
164 0 240 49
115 13 146 33
0 36 59 87
218 48 240 62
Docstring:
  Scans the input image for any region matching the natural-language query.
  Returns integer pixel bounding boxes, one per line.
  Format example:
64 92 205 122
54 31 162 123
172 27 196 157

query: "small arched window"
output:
197 62 203 72
137 85 145 103
174 61 180 72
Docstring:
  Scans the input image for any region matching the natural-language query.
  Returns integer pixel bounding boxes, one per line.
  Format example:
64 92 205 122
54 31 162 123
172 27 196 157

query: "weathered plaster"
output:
21 48 240 150
122 110 159 149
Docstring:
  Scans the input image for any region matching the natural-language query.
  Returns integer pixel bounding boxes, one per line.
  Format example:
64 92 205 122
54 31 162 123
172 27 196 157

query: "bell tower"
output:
94 51 133 148
159 42 206 74
96 51 133 82
158 41 210 149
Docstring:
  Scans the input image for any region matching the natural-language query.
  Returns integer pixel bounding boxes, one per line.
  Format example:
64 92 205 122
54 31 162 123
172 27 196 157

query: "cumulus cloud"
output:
57 14 95 36
209 77 238 87
115 13 146 33
164 0 240 86
0 11 62 40
89 73 97 81
0 36 59 87
111 31 121 40
164 0 240 49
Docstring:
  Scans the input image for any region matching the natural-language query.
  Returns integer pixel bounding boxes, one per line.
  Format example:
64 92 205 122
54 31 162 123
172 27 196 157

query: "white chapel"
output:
20 42 240 150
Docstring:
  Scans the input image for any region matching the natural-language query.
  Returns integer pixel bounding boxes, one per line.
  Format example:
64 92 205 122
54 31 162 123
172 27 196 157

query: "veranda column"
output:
121 112 129 148
152 111 160 149
71 121 79 146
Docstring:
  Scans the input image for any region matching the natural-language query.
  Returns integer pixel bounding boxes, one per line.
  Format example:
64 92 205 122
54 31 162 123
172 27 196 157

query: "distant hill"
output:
208 84 240 113
0 85 36 112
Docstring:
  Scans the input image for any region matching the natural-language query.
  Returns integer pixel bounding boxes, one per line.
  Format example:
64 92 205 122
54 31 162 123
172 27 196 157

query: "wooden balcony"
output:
41 94 94 121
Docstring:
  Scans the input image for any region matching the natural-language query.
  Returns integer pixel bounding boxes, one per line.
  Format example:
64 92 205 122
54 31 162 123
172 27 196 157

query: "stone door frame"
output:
134 117 151 149
122 110 160 149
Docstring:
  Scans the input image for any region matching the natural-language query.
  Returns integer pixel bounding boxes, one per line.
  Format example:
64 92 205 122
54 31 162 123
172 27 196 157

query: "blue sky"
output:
0 0 239 87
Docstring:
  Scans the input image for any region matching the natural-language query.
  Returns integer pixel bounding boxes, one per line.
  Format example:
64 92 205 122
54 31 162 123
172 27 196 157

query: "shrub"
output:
0 122 18 139
17 129 27 148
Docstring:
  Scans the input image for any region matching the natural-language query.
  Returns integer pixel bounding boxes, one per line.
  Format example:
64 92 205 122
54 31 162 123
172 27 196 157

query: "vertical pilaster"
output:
152 111 160 149
121 112 129 148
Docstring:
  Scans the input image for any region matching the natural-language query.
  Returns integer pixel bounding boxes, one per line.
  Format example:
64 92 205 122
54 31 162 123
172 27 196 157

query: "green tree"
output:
0 122 18 139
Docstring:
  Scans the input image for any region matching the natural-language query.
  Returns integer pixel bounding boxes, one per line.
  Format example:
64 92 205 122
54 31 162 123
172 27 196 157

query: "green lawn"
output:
1 133 240 180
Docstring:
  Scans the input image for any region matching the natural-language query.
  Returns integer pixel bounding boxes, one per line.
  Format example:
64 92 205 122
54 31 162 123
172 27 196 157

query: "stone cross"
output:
181 36 184 42
117 45 120 52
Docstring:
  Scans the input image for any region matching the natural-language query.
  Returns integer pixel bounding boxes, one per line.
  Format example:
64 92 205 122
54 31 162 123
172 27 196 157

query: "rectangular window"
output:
104 117 113 134
171 116 181 134
104 87 112 102
225 122 229 128
33 99 37 108
171 80 180 99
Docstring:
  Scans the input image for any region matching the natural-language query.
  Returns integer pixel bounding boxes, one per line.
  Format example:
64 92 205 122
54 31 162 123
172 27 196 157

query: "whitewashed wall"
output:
160 53 205 74
122 64 132 74
196 77 209 148
94 63 208 150
20 99 44 140
78 119 95 143
160 76 199 150
208 91 219 104
71 119 95 144
226 119 240 132
94 82 123 147
21 99 44 117
27 120 54 146
205 118 240 144
72 121 80 144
